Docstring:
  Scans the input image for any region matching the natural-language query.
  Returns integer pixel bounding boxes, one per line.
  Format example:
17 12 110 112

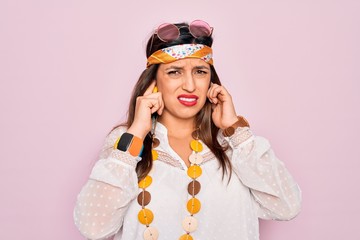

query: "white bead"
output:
143 226 159 240
189 153 203 164
182 216 198 232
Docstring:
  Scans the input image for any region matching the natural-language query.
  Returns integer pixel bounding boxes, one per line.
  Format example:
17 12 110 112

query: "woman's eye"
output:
195 70 207 75
167 70 180 75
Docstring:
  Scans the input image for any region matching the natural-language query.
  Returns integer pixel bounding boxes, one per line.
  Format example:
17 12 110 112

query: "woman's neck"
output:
158 114 196 139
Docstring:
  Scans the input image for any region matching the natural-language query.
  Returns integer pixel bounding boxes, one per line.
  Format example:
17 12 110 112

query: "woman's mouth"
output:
178 95 199 106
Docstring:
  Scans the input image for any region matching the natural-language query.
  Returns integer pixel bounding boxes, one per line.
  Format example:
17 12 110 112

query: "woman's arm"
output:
223 127 302 220
74 127 139 240
74 81 164 239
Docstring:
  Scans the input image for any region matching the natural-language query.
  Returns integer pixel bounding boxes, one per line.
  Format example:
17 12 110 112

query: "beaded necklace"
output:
137 120 203 240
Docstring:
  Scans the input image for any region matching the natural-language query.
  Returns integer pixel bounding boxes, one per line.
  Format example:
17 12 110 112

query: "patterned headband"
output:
146 44 213 68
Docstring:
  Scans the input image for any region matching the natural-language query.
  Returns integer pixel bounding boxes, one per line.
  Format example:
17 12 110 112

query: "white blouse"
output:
74 122 301 240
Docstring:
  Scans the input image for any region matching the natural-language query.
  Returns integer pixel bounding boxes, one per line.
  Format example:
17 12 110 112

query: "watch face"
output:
117 133 134 151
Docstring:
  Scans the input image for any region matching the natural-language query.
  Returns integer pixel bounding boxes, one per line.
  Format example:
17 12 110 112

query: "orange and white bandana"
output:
146 44 213 68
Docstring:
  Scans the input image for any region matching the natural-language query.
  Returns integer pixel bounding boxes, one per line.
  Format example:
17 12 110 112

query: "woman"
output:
74 20 301 240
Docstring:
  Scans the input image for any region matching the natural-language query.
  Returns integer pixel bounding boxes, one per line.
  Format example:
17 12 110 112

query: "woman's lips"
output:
177 94 199 106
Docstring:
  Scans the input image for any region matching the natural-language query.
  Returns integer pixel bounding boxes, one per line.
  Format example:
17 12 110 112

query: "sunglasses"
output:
148 20 213 51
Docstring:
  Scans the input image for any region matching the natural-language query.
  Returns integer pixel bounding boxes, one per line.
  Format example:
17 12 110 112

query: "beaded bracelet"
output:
222 116 250 137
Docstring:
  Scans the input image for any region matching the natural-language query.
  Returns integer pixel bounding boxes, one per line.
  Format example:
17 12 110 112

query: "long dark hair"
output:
116 22 232 181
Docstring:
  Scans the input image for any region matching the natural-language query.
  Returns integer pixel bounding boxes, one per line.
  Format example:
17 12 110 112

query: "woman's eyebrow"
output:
164 66 183 70
164 65 210 70
194 66 210 70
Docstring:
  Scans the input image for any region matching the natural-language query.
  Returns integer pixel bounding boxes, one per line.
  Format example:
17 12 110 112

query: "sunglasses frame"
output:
156 20 213 42
148 20 213 54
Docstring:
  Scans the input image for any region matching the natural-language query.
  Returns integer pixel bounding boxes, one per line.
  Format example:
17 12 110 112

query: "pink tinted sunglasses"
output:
155 20 213 42
148 20 213 52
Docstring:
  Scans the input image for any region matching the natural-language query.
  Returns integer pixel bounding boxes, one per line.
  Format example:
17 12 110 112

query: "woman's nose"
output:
182 73 196 92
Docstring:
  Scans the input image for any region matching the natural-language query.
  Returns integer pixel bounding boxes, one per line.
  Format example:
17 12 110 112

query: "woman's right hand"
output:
127 81 164 140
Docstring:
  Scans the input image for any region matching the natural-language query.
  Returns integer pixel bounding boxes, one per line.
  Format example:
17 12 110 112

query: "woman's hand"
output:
207 83 238 129
127 81 164 140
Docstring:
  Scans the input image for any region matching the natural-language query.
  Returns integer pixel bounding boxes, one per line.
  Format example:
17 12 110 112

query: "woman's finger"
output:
143 81 157 96
144 93 164 114
208 83 221 104
154 92 164 115
149 100 160 114
209 84 230 104
207 83 215 102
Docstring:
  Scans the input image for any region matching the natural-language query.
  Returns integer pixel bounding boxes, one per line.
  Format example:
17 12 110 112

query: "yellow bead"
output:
138 208 154 225
179 234 193 240
152 149 158 161
190 140 203 152
187 197 201 214
138 175 152 189
187 165 202 179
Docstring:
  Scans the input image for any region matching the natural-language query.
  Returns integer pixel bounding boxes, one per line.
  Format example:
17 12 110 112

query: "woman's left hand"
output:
207 83 239 129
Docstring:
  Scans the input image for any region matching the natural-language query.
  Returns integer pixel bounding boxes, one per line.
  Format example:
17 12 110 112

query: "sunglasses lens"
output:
189 20 212 37
157 23 179 42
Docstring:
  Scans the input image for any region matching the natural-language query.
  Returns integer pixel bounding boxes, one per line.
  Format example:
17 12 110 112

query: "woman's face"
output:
156 58 211 121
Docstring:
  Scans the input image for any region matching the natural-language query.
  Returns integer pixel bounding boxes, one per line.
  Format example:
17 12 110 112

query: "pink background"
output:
1 0 359 239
